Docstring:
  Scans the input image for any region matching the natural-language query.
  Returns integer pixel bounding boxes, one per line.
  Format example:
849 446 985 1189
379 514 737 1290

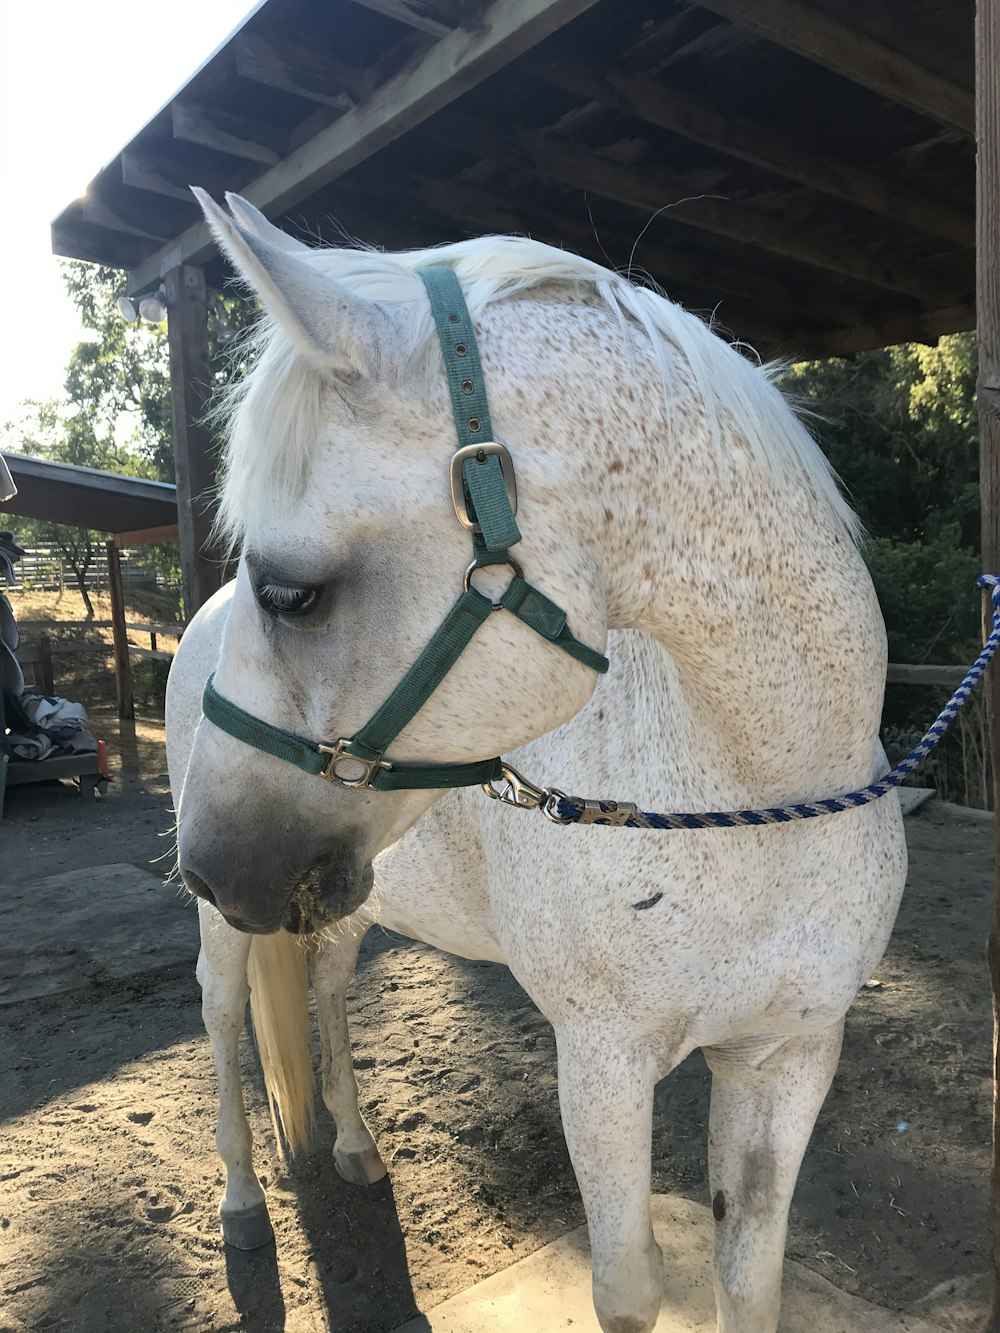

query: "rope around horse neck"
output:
540 575 1000 829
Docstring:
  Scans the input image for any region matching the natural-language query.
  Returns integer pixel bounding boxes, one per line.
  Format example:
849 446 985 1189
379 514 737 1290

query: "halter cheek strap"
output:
202 265 608 792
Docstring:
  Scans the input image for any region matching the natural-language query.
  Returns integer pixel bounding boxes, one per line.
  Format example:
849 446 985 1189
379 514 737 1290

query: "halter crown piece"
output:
202 266 609 794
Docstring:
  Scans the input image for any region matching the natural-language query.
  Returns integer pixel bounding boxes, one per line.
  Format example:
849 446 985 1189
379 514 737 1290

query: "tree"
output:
787 333 980 659
3 263 256 618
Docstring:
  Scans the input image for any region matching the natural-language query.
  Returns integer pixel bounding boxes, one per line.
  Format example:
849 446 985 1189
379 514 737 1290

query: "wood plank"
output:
886 663 969 688
127 645 175 662
112 523 180 548
171 103 283 165
406 168 874 329
770 302 974 359
977 0 1000 1319
81 197 173 242
165 265 224 616
348 0 456 37
121 148 241 204
127 0 602 294
542 65 974 246
694 0 974 135
234 33 365 110
121 149 197 203
521 133 953 303
106 539 134 721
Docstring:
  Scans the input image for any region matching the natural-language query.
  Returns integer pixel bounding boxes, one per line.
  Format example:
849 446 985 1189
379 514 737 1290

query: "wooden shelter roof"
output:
51 0 975 359
0 455 178 535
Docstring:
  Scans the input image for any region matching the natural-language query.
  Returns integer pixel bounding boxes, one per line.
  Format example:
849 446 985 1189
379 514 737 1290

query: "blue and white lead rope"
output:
549 575 1000 830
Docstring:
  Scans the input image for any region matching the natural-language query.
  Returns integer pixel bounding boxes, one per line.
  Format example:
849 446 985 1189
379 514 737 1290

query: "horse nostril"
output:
181 868 217 907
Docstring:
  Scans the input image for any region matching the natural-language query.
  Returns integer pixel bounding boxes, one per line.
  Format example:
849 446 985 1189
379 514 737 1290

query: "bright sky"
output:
0 0 254 435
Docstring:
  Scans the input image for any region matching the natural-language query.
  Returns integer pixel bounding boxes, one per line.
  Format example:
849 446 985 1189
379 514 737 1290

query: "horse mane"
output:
214 234 860 548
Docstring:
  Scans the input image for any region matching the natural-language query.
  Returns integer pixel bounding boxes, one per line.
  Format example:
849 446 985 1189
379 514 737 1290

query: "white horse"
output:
165 191 907 1333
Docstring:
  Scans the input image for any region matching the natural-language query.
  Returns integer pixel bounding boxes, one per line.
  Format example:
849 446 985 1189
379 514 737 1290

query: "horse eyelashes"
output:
256 583 321 617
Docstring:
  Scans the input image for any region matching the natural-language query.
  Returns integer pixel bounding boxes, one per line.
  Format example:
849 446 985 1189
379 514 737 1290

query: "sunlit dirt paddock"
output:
0 719 993 1331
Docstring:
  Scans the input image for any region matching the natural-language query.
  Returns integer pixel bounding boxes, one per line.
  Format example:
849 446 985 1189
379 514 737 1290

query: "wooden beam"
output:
886 663 968 688
234 33 365 110
521 133 954 304
694 0 974 135
81 197 173 242
171 103 283 166
121 148 243 205
165 265 223 617
121 149 198 203
127 0 602 294
406 169 874 328
769 302 974 360
112 523 180 548
536 63 973 246
348 0 456 37
51 205 158 268
106 539 134 721
978 0 1000 1321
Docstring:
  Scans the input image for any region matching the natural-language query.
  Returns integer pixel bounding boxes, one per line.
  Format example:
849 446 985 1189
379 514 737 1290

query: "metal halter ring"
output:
317 739 391 788
463 558 523 611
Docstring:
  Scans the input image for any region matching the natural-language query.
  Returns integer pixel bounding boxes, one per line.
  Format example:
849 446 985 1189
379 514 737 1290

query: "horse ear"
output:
191 187 401 379
223 193 313 255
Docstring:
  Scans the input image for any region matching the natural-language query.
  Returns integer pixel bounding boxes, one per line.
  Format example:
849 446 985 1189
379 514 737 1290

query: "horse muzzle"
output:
179 833 374 935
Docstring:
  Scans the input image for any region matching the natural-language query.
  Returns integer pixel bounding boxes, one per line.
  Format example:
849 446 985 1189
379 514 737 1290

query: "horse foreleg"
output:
704 1023 844 1333
312 918 388 1187
556 1024 662 1333
196 901 274 1249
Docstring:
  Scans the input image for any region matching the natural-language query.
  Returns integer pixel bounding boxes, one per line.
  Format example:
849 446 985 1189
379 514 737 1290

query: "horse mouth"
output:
283 862 374 934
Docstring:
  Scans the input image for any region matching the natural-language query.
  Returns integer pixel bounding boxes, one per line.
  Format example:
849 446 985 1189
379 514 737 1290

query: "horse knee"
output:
715 1253 781 1333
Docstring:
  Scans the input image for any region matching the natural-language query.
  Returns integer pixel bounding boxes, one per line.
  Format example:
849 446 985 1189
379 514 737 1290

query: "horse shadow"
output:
223 1110 422 1333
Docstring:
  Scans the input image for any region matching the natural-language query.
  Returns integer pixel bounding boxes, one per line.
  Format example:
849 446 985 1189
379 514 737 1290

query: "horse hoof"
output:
334 1144 388 1186
221 1203 275 1250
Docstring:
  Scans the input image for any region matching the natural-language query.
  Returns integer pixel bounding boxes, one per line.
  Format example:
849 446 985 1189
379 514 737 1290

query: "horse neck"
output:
590 402 884 804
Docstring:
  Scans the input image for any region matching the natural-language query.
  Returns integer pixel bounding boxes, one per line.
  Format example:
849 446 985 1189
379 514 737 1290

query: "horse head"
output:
176 192 609 933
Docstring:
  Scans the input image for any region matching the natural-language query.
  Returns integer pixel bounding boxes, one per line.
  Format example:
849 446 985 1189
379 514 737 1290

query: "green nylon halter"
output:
202 265 608 793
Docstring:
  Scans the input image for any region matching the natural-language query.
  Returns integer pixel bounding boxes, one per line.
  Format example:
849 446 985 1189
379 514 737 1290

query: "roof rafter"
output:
402 163 879 329
233 33 369 110
693 0 974 134
126 0 602 294
518 133 954 303
534 60 972 246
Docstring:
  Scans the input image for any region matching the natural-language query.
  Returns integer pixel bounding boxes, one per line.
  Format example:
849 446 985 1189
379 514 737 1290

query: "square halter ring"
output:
449 442 517 532
318 739 392 789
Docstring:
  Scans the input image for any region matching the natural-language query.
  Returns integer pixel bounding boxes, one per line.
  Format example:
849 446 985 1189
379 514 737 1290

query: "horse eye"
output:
256 582 320 618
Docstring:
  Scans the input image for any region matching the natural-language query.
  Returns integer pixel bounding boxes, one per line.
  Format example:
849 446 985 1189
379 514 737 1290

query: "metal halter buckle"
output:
450 442 517 532
318 740 391 789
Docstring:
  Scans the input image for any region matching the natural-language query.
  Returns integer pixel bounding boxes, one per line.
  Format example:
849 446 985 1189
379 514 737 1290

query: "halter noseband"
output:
202 265 608 794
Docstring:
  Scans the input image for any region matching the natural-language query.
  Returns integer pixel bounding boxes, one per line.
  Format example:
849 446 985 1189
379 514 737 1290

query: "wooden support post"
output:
165 265 222 619
981 1 1000 1326
106 539 134 721
37 635 54 697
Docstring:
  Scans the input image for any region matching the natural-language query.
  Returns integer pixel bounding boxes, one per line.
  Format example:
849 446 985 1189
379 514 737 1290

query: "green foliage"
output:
5 263 257 618
790 333 984 803
788 332 980 660
788 333 979 548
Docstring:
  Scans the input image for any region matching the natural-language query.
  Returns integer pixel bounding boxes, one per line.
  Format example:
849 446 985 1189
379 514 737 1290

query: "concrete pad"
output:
897 787 936 816
396 1195 939 1333
0 862 198 1005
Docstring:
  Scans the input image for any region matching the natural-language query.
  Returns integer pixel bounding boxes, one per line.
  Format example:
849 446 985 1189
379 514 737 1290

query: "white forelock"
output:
213 232 860 548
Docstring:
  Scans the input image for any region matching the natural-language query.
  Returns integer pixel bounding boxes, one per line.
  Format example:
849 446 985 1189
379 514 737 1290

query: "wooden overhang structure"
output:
48 0 1000 1317
1 454 180 719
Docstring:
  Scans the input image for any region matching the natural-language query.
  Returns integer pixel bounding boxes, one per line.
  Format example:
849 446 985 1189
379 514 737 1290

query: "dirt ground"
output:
0 710 996 1332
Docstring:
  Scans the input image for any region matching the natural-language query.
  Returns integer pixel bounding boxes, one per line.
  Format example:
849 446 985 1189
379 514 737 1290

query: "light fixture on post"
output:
138 284 168 324
116 284 168 325
211 294 235 346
